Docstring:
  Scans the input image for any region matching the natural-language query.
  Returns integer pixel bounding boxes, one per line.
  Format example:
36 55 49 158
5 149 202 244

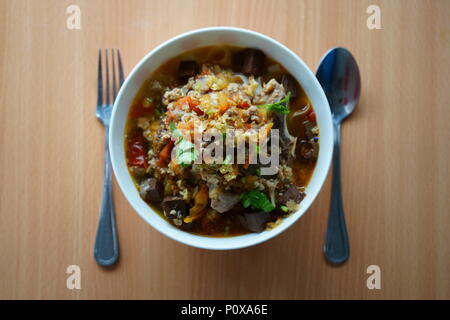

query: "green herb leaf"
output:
176 139 198 166
169 122 182 139
170 122 197 166
280 205 289 213
257 91 291 114
266 104 289 114
240 190 275 212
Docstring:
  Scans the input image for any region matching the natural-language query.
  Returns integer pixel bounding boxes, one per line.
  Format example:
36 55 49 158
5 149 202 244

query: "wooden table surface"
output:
0 0 449 300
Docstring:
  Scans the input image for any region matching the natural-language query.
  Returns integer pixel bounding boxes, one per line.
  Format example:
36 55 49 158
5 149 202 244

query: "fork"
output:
94 49 124 266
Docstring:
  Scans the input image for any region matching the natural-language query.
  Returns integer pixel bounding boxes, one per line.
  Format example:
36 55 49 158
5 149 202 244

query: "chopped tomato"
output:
191 104 204 115
156 140 174 167
238 102 250 109
127 133 148 169
188 97 200 107
176 96 204 115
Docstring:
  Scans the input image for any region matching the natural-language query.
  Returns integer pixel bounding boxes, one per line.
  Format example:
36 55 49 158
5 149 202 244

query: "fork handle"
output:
94 126 119 266
323 122 349 265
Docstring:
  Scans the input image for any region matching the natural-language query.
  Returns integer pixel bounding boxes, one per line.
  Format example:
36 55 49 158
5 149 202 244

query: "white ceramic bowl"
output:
110 27 333 250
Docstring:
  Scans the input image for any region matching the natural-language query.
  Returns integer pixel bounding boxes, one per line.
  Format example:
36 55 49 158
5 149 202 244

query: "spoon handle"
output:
323 123 350 264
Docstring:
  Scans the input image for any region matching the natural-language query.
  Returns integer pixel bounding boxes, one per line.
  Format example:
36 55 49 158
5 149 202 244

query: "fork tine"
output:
117 49 125 87
97 49 103 107
112 49 117 102
105 49 110 106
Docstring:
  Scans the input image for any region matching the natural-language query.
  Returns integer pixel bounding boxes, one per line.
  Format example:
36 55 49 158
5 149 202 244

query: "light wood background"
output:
0 0 449 300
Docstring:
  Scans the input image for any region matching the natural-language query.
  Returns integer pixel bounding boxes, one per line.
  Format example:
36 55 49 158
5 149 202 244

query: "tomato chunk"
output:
156 140 174 167
191 104 204 115
127 133 148 169
237 102 250 109
176 96 204 115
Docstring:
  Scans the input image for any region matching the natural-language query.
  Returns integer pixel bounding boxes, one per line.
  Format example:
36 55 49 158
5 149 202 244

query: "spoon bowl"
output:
316 47 361 124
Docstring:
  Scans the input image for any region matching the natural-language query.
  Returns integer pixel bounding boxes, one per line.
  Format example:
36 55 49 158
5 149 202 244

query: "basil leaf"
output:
240 190 275 212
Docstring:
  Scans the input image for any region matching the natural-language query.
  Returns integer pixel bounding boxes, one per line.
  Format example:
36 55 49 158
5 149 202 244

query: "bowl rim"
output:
109 26 333 250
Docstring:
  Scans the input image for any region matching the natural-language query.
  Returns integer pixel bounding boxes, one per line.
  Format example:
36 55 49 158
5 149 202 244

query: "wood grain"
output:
0 0 449 299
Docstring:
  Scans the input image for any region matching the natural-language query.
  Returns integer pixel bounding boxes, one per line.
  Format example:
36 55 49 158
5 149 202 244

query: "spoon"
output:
316 47 361 265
